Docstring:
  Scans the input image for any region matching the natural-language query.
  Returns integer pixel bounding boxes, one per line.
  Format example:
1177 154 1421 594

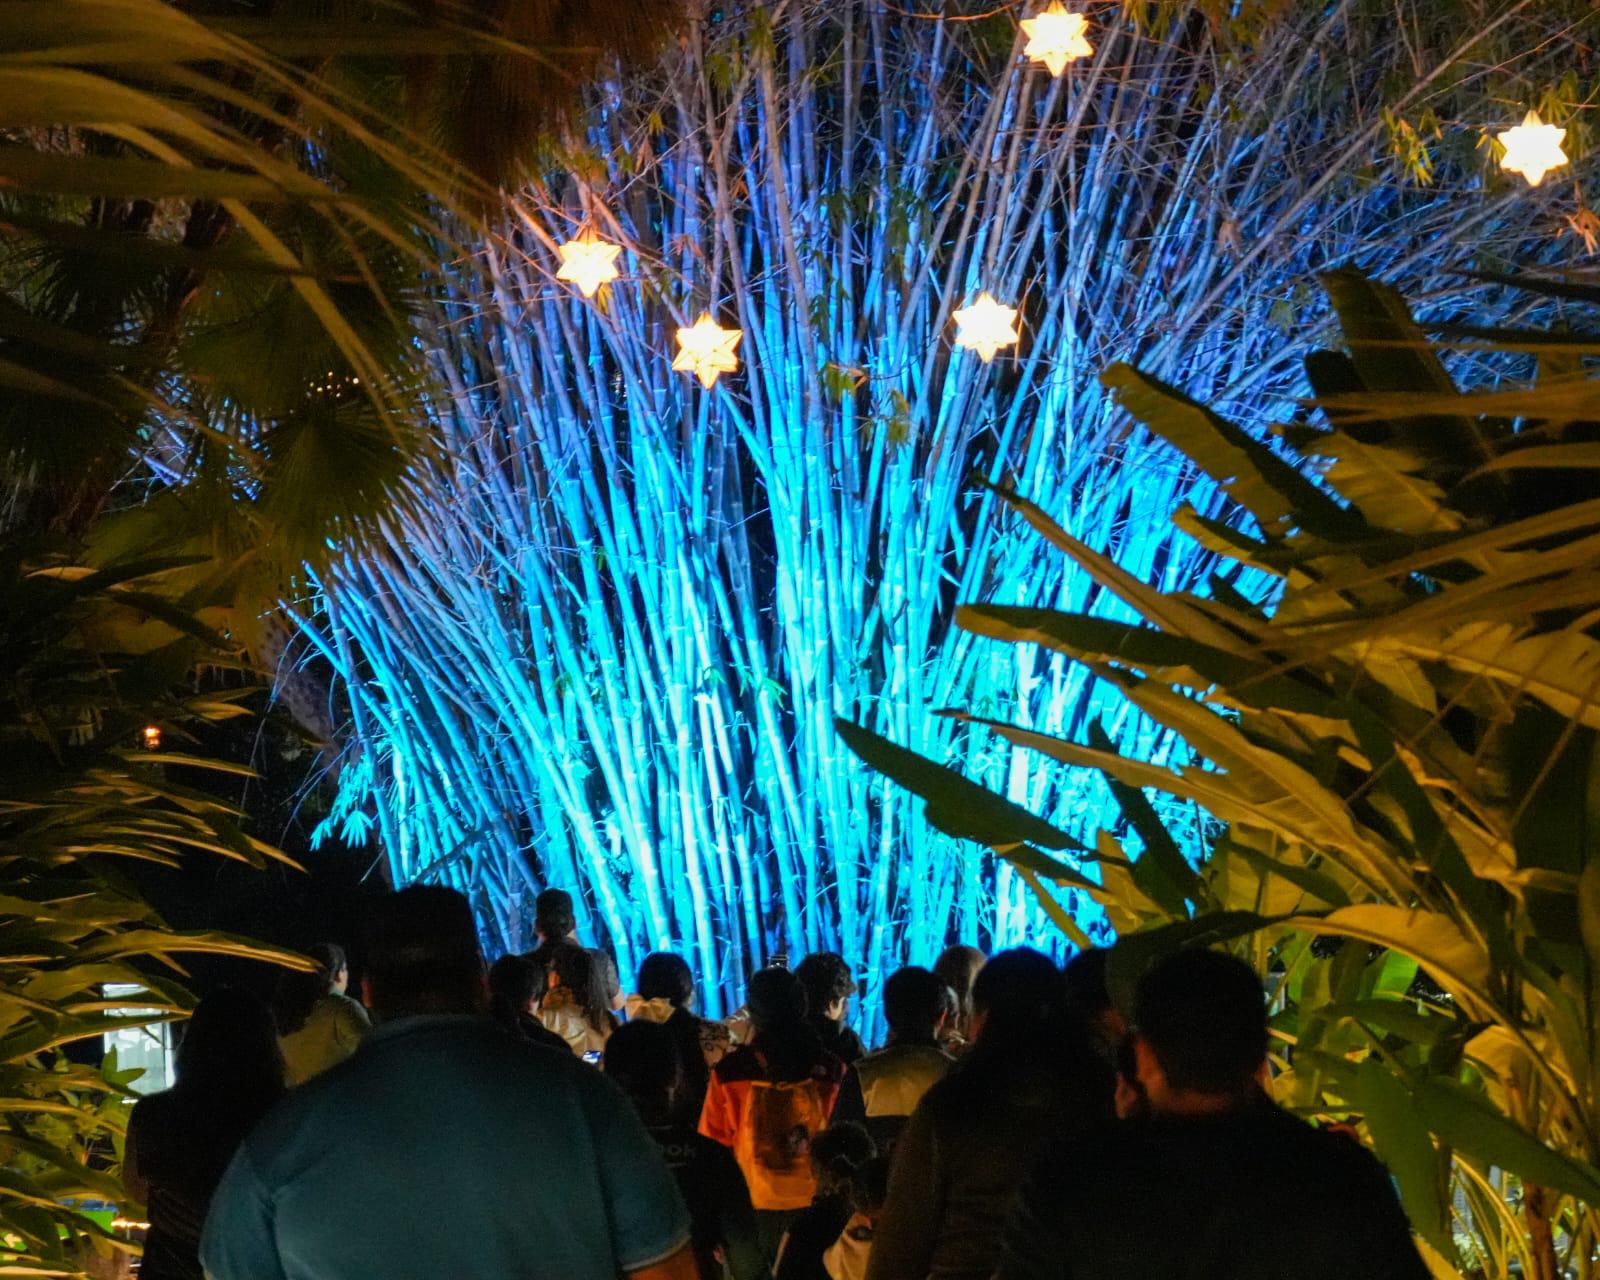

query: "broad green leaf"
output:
1347 1057 1453 1259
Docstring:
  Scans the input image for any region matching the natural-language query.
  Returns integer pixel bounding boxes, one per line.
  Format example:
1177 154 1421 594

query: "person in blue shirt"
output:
200 886 695 1280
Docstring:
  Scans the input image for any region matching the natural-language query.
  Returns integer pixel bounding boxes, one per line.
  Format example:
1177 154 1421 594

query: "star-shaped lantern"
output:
673 312 742 388
555 234 623 297
953 293 1021 363
1497 110 1569 188
1021 3 1093 76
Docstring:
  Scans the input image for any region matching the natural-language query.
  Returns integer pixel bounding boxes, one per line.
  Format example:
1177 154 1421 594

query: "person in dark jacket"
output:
124 989 286 1280
831 966 954 1151
607 1021 764 1280
865 949 1112 1280
488 952 570 1054
795 952 865 1063
625 951 732 1123
996 949 1430 1280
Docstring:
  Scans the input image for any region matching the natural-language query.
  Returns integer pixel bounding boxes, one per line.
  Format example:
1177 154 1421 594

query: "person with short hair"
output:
201 886 695 1280
541 941 620 1057
606 1021 764 1280
996 948 1430 1280
125 989 285 1280
700 967 849 1262
530 886 625 1011
931 944 985 1055
830 966 954 1150
627 951 733 1121
866 949 1112 1280
273 942 370 1086
772 1123 875 1280
795 952 865 1063
487 952 569 1053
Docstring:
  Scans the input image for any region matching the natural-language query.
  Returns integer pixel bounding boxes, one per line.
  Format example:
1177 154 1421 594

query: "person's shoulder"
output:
711 1043 765 1081
127 1087 178 1131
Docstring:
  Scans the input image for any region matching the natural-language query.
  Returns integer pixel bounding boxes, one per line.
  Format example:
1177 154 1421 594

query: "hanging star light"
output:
555 234 623 297
1021 2 1093 76
1498 110 1568 187
953 293 1021 363
673 312 742 388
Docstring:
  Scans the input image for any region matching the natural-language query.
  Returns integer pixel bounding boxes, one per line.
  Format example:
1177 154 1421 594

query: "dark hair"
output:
551 942 617 1036
970 947 1063 1044
933 945 986 1025
882 966 945 1040
535 888 576 943
1062 948 1113 1021
848 1154 893 1217
745 967 824 1081
487 953 544 1028
177 987 284 1100
810 1121 875 1195
164 988 285 1191
637 951 694 1007
271 942 351 1037
795 952 856 1016
604 1020 682 1106
363 886 485 1020
1134 949 1267 1094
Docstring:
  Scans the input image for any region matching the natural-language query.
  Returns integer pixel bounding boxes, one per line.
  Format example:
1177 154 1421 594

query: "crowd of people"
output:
122 885 1431 1280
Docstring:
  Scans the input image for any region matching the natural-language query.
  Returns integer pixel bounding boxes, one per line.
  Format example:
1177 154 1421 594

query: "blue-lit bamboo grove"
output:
299 0 1576 1011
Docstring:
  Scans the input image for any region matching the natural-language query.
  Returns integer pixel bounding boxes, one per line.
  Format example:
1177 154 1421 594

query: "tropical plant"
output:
0 544 307 1275
0 0 681 604
305 0 1592 1013
842 268 1600 1278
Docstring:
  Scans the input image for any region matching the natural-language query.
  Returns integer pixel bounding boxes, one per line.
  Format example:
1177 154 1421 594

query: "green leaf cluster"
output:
842 269 1600 1277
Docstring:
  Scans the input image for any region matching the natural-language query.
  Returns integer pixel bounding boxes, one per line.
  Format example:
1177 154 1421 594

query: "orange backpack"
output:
735 1061 834 1209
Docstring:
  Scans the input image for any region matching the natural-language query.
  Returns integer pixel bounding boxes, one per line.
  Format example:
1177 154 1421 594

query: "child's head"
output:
847 1155 893 1222
809 1122 875 1197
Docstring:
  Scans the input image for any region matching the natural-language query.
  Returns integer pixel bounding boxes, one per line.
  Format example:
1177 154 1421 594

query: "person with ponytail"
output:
125 988 285 1280
699 967 848 1263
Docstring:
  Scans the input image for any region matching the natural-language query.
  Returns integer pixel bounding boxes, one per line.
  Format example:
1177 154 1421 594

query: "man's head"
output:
882 966 946 1044
636 951 695 1009
534 888 576 946
361 886 486 1022
795 951 856 1023
1133 948 1267 1113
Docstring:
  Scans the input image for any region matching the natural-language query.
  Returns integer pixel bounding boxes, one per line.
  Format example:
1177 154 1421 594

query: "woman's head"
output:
969 947 1062 1046
551 942 612 1032
746 966 808 1030
809 1122 875 1197
933 945 986 1027
310 943 349 996
176 987 284 1103
636 952 695 1008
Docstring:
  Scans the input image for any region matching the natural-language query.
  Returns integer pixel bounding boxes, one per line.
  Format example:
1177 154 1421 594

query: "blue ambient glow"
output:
296 5 1565 1018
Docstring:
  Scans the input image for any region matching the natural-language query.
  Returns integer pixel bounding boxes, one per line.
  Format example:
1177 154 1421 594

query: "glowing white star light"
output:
1021 3 1093 76
1498 110 1568 188
953 293 1021 364
673 312 743 388
555 235 623 297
